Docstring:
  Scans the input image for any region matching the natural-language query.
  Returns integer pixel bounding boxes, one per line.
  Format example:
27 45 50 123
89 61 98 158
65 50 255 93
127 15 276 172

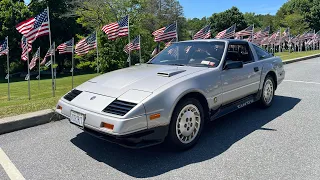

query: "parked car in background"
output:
56 39 285 150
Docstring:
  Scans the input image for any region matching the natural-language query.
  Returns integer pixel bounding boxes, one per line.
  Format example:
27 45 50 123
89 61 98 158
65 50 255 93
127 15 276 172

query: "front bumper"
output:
83 125 168 148
56 99 169 148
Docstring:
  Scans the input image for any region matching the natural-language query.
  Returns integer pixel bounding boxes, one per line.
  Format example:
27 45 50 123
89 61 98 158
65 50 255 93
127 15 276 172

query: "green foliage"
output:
209 7 247 36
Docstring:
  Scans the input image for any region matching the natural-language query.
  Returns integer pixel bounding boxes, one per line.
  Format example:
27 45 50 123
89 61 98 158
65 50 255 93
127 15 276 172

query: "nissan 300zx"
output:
56 39 285 150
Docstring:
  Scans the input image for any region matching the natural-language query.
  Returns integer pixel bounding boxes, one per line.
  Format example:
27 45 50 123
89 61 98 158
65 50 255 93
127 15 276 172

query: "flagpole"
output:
279 27 281 53
72 37 75 89
139 35 142 63
176 20 179 42
289 28 291 53
96 31 99 73
6 36 10 101
252 24 254 43
47 6 55 97
27 49 31 100
53 42 56 90
38 47 40 90
313 29 316 50
128 15 131 66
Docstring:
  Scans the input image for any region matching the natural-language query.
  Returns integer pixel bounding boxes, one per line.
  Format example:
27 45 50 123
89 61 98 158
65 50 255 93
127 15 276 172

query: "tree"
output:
0 0 31 77
281 13 309 35
209 7 247 36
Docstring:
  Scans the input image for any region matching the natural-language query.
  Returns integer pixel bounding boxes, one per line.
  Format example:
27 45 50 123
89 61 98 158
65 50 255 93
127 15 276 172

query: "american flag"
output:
215 24 236 39
0 37 8 56
41 43 55 65
21 36 32 61
102 15 129 40
29 47 40 70
164 38 176 49
254 26 270 39
123 36 140 54
75 33 97 56
193 25 211 39
57 39 73 54
16 9 50 44
269 30 280 44
236 25 254 37
153 23 177 42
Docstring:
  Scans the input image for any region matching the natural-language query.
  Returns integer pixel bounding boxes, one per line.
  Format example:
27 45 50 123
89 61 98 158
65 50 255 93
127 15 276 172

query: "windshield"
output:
149 42 225 67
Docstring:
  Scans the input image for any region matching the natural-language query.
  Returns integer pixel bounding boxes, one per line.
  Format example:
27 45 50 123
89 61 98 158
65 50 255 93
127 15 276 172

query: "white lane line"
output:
284 80 320 85
0 148 25 180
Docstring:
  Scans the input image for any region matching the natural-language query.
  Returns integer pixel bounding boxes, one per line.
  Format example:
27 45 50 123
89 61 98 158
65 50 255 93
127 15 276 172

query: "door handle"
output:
254 67 259 72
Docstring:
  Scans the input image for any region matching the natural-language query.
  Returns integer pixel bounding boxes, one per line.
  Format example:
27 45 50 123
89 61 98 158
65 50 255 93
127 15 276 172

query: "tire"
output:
258 75 275 108
166 98 205 150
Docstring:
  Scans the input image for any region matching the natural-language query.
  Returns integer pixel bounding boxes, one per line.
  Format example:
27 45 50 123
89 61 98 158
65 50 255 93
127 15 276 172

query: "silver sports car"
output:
56 39 285 150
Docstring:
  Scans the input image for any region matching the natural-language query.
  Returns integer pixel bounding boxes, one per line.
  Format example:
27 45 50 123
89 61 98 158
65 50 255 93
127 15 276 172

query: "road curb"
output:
283 53 320 64
0 109 63 135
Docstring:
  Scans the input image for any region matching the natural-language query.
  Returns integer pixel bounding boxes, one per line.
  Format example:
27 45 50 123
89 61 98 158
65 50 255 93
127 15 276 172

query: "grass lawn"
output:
275 50 320 61
0 74 98 118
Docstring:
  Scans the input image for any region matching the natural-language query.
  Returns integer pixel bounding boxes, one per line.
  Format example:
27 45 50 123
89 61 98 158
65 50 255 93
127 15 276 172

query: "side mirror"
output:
224 61 243 70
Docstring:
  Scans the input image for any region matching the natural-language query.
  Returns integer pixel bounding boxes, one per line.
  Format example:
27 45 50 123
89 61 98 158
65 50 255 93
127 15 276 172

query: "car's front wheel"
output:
166 98 204 150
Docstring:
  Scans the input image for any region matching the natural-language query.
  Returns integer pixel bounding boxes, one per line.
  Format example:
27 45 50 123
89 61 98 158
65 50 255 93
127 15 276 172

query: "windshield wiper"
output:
168 63 186 66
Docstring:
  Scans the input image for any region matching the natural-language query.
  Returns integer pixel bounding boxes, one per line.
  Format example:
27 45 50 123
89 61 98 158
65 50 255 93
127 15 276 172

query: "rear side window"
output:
253 45 272 60
226 43 254 64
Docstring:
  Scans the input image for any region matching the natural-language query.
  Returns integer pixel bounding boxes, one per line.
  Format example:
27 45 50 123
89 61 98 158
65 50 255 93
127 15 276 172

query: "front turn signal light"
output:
102 122 114 130
150 113 161 120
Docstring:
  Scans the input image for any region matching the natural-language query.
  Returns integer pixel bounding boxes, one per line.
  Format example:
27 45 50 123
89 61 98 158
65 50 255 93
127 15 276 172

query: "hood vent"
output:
64 89 82 101
102 100 137 116
157 69 186 77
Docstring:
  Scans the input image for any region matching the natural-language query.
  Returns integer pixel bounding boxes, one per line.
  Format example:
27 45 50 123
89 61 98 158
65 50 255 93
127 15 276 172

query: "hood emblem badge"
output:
90 96 96 100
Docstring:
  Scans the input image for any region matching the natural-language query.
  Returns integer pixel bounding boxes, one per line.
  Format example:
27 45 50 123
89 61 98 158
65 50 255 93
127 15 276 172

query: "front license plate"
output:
70 111 85 127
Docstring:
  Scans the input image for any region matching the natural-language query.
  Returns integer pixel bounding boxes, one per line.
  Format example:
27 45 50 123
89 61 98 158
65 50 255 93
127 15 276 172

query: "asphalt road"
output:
1 58 320 180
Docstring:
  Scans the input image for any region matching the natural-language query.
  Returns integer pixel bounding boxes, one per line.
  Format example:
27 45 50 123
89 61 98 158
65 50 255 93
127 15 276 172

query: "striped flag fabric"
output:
102 15 129 40
21 36 32 61
123 36 140 54
153 23 177 42
75 33 97 56
0 37 8 56
57 39 73 54
164 38 176 49
41 43 55 65
16 9 50 44
29 47 40 70
236 25 254 37
215 24 236 39
193 25 211 39
269 30 280 44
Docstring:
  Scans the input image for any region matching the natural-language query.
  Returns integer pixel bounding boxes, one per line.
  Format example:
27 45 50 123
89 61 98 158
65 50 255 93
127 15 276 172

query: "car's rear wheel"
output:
259 75 275 108
166 98 204 150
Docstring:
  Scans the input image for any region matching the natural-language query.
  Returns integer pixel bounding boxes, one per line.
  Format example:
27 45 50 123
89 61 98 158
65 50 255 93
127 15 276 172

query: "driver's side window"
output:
226 44 253 64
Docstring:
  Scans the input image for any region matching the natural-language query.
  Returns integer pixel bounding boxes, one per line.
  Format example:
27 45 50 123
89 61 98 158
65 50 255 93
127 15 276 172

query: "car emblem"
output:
90 96 96 100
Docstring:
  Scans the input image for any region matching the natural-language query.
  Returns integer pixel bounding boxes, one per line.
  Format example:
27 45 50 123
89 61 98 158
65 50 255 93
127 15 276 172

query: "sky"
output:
179 0 287 19
25 0 286 18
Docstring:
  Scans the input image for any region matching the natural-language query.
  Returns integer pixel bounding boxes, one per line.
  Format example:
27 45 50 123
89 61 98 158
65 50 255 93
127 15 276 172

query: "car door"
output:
221 42 262 105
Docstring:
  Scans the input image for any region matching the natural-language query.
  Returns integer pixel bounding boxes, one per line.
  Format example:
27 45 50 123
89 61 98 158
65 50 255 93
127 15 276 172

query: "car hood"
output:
76 64 206 98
